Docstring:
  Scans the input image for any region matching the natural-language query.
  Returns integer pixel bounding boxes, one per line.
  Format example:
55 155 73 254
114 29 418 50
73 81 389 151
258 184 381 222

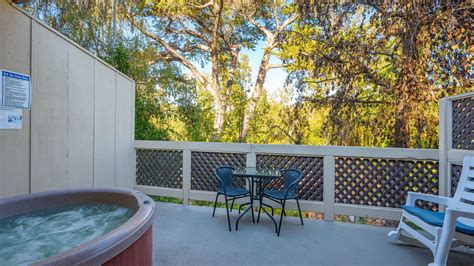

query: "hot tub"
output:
0 188 155 265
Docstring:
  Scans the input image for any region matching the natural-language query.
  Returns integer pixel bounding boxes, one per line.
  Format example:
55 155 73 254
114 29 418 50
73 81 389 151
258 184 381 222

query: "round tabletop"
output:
232 166 281 179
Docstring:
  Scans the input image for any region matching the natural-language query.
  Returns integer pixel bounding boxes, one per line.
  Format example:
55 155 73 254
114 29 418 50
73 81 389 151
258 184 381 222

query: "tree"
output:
280 0 473 147
235 0 299 140
122 0 259 139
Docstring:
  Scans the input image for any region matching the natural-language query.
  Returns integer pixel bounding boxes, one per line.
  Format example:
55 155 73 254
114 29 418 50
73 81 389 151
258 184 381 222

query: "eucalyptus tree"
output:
122 0 261 139
235 0 299 140
122 0 299 140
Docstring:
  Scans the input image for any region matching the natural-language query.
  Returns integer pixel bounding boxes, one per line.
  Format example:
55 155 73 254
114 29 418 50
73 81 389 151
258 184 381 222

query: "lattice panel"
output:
451 164 463 196
136 149 183 188
191 152 246 191
335 158 439 210
452 96 473 150
256 155 324 201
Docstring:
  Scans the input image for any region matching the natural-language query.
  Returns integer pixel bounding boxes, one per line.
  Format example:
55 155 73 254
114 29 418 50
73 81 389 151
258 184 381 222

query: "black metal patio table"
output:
233 166 281 232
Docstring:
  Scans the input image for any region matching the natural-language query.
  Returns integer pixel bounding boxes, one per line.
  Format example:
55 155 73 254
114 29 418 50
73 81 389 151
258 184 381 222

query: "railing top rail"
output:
444 91 474 101
135 140 439 160
135 140 252 153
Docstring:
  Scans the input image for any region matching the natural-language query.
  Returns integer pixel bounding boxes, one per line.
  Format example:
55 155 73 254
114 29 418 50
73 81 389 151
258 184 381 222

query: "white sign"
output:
1 70 31 109
0 108 22 129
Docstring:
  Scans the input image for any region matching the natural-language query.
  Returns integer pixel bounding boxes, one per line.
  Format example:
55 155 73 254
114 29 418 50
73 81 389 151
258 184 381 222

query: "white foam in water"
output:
0 204 134 265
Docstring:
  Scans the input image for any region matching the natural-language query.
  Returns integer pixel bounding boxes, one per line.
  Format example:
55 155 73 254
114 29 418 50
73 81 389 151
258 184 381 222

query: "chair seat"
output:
218 187 249 197
262 190 298 200
402 205 474 236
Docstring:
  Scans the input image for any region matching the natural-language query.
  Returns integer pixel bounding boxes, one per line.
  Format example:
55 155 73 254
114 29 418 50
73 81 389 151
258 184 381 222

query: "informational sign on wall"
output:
0 107 22 129
1 70 31 109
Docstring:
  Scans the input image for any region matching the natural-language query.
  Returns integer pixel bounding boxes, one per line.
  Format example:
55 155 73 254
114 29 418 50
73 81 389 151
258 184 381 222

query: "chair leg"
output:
224 194 232 232
278 200 286 236
432 219 457 266
230 198 235 213
281 201 286 216
387 225 402 241
257 196 263 223
212 193 219 217
296 198 304 226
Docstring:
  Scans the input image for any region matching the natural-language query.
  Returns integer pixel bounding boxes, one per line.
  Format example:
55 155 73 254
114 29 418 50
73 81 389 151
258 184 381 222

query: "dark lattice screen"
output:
335 158 439 210
256 154 324 201
452 96 473 150
451 164 463 196
191 152 246 191
136 149 183 188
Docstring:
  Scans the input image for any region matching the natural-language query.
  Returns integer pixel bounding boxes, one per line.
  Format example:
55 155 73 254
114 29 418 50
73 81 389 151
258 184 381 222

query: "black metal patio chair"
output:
212 166 250 231
257 168 304 236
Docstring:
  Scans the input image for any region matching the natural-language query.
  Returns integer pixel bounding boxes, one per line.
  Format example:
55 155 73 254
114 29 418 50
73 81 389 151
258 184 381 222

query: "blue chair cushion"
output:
218 187 249 197
262 190 298 200
402 205 474 236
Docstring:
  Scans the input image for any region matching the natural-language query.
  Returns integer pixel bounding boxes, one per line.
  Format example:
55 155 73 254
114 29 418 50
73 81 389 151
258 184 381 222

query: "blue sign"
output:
1 70 31 109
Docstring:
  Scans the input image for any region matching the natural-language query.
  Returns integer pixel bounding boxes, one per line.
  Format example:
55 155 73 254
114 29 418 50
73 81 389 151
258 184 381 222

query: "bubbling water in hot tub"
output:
0 204 134 265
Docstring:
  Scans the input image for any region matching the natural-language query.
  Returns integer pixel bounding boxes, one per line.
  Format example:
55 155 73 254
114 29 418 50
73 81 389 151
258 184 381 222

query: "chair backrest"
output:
281 169 303 195
453 156 474 226
215 166 235 191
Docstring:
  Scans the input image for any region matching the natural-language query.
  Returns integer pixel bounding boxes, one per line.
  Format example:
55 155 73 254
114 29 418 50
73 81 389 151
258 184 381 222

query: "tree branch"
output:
125 12 208 86
246 15 273 37
210 0 224 88
268 63 289 69
278 13 299 32
189 1 213 9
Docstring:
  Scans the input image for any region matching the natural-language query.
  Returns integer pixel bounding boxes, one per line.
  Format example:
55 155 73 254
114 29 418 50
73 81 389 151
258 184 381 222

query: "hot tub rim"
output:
0 188 155 266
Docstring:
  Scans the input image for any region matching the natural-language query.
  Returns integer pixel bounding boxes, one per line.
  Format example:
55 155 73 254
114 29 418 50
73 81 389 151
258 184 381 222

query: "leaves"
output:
21 0 473 148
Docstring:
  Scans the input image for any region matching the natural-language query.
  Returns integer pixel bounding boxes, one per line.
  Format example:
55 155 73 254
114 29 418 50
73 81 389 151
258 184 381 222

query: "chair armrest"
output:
406 192 451 207
446 208 474 220
284 180 299 199
217 178 226 194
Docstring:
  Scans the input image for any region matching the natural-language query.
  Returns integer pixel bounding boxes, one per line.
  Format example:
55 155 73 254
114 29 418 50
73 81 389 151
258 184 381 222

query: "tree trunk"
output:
213 97 226 140
394 98 410 148
240 44 273 140
393 64 412 148
209 0 225 141
209 81 226 141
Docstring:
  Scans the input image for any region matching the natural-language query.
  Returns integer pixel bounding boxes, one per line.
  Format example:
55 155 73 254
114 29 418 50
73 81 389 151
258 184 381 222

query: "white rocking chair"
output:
388 156 474 266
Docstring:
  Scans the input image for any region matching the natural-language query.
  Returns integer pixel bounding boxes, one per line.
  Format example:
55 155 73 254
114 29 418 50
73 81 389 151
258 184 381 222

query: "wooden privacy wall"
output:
0 1 135 198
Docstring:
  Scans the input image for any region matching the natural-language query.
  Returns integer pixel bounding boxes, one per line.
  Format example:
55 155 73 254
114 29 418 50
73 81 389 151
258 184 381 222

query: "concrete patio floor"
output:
152 202 474 266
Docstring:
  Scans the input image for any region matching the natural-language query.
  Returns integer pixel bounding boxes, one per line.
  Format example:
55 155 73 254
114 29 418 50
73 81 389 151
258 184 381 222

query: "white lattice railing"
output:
134 141 440 221
133 92 473 222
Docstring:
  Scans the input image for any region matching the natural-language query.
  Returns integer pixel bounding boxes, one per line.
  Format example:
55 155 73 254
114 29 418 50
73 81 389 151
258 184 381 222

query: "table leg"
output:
255 178 278 233
236 177 255 230
262 208 278 233
235 204 252 231
250 178 255 223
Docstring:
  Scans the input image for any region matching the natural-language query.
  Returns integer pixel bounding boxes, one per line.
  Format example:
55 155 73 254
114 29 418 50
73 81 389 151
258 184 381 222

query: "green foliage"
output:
21 1 472 148
279 2 472 148
104 44 131 74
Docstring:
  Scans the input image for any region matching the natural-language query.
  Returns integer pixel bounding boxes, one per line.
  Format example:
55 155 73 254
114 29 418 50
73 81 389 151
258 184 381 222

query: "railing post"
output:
323 156 335 221
246 151 256 168
438 98 449 206
246 151 256 199
182 150 191 205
